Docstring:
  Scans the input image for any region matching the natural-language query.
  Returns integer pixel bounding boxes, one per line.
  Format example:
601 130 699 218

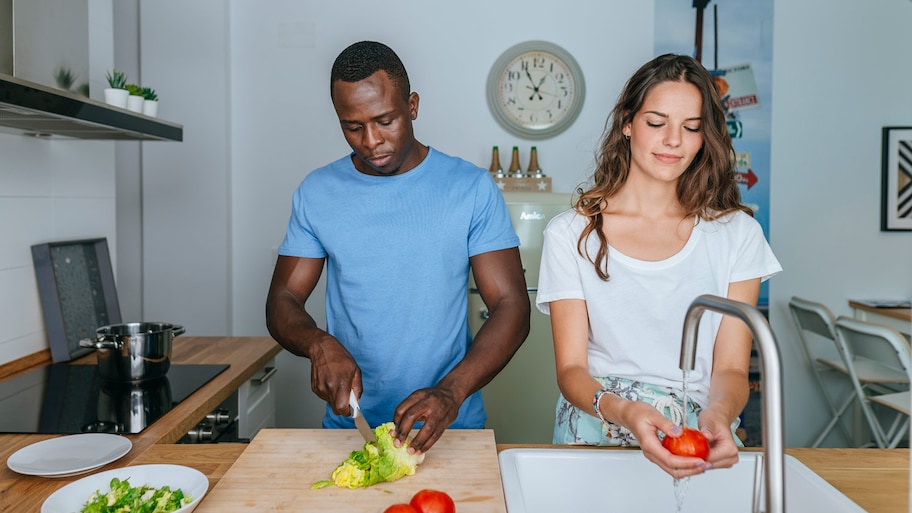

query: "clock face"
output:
487 41 585 139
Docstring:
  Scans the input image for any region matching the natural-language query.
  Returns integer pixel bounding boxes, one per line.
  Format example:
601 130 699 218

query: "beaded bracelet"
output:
593 388 611 425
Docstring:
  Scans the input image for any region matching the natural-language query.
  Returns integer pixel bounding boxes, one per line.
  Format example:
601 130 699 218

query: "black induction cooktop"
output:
0 364 228 435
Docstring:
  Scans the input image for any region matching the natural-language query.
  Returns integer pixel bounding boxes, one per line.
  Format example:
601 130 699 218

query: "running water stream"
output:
674 370 692 513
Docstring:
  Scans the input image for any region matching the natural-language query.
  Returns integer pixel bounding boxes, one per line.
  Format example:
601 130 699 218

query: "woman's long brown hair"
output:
576 54 753 280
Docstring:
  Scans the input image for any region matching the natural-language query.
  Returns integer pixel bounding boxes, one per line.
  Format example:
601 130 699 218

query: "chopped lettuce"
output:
80 476 191 513
312 421 426 489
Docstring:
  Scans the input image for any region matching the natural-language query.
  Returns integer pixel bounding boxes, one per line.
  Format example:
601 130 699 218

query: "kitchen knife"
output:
349 390 377 442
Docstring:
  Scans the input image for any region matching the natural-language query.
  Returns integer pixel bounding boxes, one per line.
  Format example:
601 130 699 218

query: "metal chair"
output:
834 316 911 448
787 296 855 446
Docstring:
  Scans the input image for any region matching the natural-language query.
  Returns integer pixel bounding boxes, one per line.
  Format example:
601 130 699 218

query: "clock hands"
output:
524 70 544 101
524 83 558 99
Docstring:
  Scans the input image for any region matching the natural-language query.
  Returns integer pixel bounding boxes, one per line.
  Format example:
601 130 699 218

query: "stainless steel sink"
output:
498 448 866 513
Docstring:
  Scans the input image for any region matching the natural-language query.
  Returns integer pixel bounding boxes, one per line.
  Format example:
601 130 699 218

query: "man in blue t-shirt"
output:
265 41 530 453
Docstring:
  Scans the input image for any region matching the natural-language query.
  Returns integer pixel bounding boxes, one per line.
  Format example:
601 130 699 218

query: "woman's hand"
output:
698 408 741 469
617 400 710 479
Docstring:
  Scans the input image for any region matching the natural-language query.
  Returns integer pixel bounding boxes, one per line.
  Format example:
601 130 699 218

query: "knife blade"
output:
349 389 377 442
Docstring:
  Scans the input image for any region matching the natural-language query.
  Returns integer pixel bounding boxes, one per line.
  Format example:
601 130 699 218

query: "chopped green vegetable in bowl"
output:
41 464 208 513
80 476 191 513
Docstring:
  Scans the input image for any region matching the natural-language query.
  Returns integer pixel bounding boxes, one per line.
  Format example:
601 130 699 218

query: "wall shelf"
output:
0 73 182 141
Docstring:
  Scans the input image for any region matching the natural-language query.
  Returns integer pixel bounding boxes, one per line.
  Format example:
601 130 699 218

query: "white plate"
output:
42 464 209 513
6 434 132 477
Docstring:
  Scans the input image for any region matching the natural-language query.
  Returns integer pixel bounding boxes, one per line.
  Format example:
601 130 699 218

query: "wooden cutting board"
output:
194 429 507 513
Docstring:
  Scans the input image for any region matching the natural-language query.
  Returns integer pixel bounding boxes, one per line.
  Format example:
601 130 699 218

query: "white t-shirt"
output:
536 209 782 407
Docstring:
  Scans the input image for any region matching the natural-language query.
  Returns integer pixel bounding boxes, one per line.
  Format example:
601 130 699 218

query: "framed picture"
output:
880 127 912 231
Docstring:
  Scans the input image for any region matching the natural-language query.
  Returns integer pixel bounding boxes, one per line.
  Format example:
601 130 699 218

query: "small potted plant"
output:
104 68 129 108
141 87 159 117
53 67 90 97
125 83 145 113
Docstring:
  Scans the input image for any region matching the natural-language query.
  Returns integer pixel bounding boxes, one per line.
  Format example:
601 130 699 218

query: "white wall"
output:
137 0 232 334
0 0 116 363
1 0 910 445
769 0 912 446
0 137 116 362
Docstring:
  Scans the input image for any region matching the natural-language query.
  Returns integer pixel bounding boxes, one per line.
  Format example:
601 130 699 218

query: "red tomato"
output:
383 504 419 513
410 489 456 513
662 427 710 460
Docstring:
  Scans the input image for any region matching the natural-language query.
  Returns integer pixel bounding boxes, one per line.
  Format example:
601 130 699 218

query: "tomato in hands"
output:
662 427 710 460
410 489 456 513
383 504 419 513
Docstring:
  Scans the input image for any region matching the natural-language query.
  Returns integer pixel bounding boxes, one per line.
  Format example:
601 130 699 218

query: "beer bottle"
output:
526 146 544 178
489 146 505 177
508 146 524 178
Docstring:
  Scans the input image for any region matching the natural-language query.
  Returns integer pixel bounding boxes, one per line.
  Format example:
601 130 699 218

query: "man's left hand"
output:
391 387 460 452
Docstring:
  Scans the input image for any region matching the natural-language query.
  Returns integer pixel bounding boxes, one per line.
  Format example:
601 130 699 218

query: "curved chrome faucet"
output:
680 294 785 513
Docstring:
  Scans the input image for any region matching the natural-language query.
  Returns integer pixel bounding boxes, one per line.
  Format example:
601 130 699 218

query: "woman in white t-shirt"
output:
536 54 781 480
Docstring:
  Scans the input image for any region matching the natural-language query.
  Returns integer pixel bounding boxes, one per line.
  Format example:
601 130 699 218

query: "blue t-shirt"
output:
278 147 520 429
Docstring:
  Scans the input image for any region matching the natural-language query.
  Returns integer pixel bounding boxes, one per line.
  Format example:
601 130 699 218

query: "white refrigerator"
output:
469 191 573 444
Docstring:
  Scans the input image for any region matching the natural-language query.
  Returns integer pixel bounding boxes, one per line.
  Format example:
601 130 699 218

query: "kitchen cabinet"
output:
237 358 277 440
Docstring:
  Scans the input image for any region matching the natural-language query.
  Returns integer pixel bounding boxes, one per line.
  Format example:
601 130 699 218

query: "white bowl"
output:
41 464 209 513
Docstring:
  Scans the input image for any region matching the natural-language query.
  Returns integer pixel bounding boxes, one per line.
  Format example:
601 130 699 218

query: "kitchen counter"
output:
0 336 281 513
27 442 910 512
141 441 912 513
2 333 907 512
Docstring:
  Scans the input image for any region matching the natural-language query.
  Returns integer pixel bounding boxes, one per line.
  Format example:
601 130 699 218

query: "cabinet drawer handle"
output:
252 366 277 384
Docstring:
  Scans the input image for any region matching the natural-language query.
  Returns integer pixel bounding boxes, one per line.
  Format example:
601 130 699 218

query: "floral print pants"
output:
552 375 742 447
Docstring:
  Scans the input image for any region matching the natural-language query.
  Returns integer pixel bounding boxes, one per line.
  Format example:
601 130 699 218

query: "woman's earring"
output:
625 134 630 141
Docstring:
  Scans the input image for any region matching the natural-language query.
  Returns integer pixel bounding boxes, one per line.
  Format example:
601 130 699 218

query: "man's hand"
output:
307 333 362 416
391 387 461 453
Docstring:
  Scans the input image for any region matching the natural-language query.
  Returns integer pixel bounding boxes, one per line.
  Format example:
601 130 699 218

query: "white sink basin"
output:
498 449 866 513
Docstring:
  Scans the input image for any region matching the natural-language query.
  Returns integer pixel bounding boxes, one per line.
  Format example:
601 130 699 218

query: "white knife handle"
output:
348 389 360 418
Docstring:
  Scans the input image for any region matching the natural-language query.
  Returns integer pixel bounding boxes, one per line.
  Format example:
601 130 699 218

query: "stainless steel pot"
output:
79 322 185 382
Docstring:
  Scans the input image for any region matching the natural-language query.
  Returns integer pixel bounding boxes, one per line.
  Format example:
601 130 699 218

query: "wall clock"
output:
486 40 585 140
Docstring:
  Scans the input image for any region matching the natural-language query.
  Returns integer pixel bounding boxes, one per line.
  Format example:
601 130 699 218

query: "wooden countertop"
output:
786 448 908 513
8 432 908 512
36 442 909 513
0 336 281 513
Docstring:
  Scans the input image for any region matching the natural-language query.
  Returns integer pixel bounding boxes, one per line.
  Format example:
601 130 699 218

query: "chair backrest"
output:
788 296 837 340
788 296 842 365
834 316 912 382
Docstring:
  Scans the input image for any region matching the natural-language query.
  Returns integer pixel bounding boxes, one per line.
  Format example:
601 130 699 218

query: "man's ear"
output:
409 92 420 120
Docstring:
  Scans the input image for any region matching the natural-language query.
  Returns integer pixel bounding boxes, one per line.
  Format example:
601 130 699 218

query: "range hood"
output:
0 73 182 141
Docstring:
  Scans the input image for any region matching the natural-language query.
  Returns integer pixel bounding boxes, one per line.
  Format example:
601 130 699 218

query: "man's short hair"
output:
330 41 410 101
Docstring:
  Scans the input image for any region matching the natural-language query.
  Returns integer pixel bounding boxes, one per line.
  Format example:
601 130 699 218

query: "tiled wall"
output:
0 134 116 365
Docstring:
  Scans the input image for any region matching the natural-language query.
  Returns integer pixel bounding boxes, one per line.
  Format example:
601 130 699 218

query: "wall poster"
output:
655 0 775 305
880 126 912 231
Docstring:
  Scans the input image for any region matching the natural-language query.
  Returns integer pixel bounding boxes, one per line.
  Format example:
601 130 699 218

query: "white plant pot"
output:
126 95 145 113
143 99 159 117
103 88 129 108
